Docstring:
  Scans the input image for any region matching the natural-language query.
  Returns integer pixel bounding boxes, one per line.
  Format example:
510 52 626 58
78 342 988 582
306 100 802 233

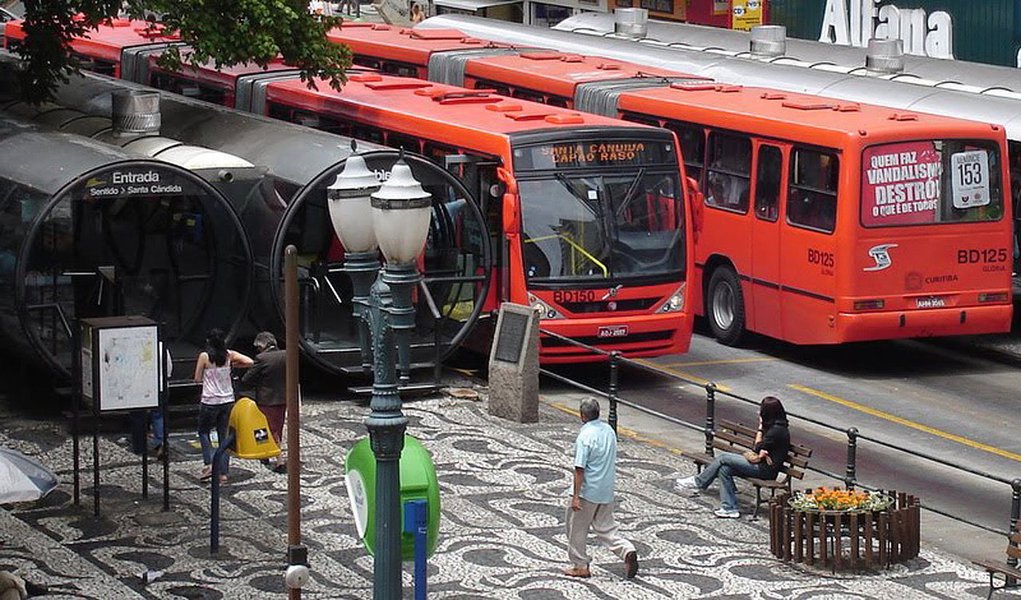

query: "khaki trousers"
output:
566 498 635 568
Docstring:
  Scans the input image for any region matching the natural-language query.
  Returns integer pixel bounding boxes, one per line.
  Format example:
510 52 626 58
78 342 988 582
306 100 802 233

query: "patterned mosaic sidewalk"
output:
0 389 1008 599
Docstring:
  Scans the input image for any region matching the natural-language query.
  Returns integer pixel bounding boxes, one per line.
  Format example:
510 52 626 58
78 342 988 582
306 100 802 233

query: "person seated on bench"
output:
675 396 791 519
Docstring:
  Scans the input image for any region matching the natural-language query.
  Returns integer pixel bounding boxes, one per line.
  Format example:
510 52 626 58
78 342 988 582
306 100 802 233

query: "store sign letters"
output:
819 0 954 59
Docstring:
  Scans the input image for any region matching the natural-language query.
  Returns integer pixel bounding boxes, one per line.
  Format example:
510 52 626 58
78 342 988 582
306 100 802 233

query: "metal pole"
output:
608 351 620 435
704 382 717 457
844 427 858 490
285 246 305 600
72 330 80 506
1009 479 1021 575
93 402 100 517
209 430 235 555
345 251 381 373
368 265 409 600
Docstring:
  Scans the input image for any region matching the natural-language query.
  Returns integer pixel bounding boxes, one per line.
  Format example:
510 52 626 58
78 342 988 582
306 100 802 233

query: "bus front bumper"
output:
538 313 692 363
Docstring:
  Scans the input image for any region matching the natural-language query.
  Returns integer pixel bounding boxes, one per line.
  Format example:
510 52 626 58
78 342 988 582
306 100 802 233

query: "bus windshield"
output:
861 139 1004 227
518 170 684 284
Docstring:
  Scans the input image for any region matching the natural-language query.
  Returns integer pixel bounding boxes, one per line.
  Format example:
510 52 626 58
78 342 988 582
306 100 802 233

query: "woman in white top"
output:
194 328 253 482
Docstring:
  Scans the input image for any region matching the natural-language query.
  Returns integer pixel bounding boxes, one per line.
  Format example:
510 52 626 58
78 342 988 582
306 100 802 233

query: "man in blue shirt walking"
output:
564 397 639 579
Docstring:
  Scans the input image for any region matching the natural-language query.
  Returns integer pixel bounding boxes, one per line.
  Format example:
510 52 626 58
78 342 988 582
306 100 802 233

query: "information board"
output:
494 310 531 364
97 324 160 411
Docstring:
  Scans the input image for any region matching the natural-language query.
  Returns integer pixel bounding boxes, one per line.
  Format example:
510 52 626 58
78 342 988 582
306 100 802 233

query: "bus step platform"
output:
337 362 436 376
347 381 440 397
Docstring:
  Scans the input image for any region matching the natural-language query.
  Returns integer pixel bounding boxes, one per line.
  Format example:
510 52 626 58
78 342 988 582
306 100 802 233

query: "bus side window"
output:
619 112 661 128
512 89 545 103
705 131 751 213
474 79 510 96
351 124 385 144
666 121 705 184
382 61 420 77
387 131 422 153
787 147 839 233
317 115 351 137
352 56 382 70
755 145 782 222
267 102 292 122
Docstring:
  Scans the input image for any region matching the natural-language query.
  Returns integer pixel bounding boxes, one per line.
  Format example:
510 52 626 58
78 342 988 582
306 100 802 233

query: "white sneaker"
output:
674 476 701 496
714 508 740 519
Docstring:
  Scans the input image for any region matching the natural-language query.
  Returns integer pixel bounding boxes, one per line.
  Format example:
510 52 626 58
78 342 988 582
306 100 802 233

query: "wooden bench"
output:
972 532 1021 599
682 418 812 518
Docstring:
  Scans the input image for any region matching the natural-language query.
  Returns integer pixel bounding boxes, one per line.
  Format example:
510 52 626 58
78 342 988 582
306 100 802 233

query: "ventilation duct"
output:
749 25 786 59
111 89 161 137
865 38 904 76
614 8 648 39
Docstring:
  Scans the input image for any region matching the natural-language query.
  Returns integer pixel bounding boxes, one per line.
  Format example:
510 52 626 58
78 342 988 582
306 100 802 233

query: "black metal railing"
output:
537 327 1021 567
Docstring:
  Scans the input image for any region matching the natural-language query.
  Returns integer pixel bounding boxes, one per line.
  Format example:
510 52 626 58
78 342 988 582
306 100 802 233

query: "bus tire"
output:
707 266 745 346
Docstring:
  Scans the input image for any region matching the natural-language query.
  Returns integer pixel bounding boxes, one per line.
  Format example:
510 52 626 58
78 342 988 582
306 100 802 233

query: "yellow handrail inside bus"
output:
524 233 609 277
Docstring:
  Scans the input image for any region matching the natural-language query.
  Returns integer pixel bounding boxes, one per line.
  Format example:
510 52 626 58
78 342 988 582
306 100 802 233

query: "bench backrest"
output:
714 419 812 482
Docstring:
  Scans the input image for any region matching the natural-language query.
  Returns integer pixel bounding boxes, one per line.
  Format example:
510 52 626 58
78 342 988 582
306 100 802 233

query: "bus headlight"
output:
656 283 686 313
527 293 565 320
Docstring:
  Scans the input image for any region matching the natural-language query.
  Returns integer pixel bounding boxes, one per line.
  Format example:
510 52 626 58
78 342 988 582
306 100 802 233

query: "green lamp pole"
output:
328 149 432 599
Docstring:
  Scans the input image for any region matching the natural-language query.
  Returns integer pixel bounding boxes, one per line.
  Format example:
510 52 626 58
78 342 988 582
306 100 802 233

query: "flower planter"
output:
769 489 920 572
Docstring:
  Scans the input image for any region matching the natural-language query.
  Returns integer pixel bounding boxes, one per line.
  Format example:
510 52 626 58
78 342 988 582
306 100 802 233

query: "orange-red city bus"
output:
4 20 697 361
323 24 1014 344
254 74 695 361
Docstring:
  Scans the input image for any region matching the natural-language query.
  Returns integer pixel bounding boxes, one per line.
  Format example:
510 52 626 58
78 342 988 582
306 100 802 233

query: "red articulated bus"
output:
322 24 1014 345
5 19 697 362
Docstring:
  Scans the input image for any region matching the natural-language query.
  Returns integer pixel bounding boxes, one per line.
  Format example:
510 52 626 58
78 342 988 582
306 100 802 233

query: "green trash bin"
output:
345 434 440 559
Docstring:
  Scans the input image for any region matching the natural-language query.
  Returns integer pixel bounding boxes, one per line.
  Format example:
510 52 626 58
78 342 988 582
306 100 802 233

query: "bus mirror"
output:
496 167 518 195
502 193 519 232
685 176 704 235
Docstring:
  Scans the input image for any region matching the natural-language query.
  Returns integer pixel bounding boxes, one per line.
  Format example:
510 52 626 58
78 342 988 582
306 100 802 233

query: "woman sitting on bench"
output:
676 396 791 519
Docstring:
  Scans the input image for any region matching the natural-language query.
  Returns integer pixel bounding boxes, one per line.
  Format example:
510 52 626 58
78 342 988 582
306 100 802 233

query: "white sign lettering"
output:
819 0 954 59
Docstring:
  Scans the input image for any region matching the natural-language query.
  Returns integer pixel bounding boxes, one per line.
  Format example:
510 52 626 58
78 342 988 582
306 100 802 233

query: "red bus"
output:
321 24 1014 345
5 20 697 362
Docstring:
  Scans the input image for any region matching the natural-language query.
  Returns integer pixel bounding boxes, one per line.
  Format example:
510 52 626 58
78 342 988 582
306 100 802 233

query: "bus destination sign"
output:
514 140 673 171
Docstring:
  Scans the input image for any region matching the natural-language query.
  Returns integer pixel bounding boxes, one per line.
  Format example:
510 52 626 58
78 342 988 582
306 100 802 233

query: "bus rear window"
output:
861 140 1004 227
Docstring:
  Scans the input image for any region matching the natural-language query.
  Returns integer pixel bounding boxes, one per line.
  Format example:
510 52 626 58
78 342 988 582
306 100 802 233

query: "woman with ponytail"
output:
193 328 253 483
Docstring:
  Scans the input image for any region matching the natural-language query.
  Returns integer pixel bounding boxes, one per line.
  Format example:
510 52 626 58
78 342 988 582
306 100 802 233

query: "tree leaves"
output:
14 0 352 102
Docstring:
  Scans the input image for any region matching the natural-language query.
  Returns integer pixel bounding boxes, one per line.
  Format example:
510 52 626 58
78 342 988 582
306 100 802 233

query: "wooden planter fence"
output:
769 490 920 572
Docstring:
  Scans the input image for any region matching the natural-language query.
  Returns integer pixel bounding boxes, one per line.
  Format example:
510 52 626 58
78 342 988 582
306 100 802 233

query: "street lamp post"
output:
328 148 433 600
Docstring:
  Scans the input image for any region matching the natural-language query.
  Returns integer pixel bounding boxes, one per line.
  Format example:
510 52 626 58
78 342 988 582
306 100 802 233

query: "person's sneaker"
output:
714 508 741 519
674 476 701 496
623 550 639 579
199 465 213 481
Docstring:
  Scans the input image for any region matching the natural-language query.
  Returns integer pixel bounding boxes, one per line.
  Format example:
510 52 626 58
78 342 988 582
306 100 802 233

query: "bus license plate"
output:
915 296 946 309
598 325 629 338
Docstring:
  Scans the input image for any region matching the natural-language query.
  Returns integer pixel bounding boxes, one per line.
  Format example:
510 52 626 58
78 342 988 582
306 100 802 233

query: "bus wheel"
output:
707 267 745 346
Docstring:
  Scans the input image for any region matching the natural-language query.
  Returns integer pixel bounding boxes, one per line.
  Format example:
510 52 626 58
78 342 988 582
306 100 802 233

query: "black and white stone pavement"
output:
0 387 1010 599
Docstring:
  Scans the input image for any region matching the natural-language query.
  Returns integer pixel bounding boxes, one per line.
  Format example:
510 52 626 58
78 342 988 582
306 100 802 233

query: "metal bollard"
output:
608 351 620 435
844 427 858 490
704 382 717 457
404 499 429 600
1009 479 1021 575
209 430 236 555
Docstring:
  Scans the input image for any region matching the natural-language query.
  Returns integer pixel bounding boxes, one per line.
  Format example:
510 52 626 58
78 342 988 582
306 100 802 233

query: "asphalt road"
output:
543 323 1021 550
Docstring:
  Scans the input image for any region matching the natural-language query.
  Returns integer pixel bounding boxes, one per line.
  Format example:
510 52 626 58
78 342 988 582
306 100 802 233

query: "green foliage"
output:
14 0 352 102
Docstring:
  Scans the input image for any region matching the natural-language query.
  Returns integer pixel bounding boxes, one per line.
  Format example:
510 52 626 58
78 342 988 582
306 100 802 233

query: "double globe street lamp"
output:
327 147 433 599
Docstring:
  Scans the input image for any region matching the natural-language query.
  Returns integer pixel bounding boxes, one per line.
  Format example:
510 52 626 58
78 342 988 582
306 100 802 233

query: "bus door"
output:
749 142 785 338
779 146 840 344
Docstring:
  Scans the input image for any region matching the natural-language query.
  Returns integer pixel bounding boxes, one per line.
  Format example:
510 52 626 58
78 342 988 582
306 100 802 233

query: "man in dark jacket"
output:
242 331 287 473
